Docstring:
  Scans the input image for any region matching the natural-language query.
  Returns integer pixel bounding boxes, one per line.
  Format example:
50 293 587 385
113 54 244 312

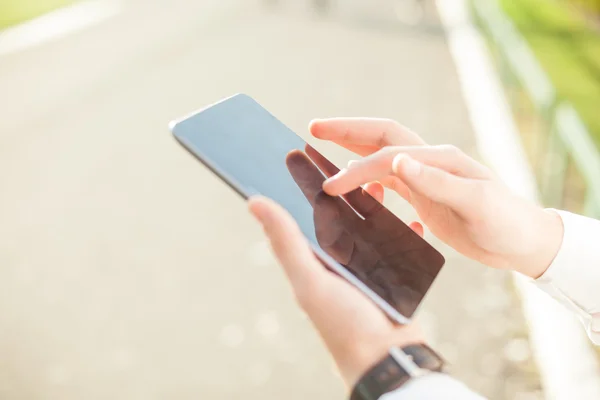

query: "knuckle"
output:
378 120 402 147
377 131 390 148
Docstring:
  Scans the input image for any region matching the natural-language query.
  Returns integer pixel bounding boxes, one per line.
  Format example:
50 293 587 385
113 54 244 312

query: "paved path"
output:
0 1 541 398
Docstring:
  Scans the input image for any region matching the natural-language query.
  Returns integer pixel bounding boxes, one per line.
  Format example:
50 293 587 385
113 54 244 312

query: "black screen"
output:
172 94 444 319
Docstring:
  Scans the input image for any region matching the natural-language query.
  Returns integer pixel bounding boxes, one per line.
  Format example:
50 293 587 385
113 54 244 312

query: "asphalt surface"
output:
0 1 542 398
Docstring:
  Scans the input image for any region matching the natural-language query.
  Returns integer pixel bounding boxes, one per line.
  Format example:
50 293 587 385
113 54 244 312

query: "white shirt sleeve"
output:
534 210 600 344
381 373 486 399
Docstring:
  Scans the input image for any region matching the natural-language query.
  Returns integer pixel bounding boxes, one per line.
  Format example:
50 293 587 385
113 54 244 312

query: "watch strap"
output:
350 344 444 400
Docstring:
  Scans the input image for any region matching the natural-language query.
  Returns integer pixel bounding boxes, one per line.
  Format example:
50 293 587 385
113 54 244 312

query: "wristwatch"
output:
350 344 444 400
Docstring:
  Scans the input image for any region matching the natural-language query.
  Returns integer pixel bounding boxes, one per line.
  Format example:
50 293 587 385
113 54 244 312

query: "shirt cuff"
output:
380 373 485 400
535 210 600 343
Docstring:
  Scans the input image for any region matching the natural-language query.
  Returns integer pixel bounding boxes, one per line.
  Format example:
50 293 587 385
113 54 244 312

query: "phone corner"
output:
232 92 250 100
167 119 179 133
230 92 259 106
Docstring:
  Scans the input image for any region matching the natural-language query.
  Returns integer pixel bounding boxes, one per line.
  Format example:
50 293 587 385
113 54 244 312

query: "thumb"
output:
248 196 327 295
392 154 474 210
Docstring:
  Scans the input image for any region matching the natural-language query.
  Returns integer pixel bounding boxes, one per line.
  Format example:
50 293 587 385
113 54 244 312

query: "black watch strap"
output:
350 344 444 400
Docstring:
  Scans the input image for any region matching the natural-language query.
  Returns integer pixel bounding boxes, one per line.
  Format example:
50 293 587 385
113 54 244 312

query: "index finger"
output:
288 149 365 223
305 144 340 178
309 118 426 150
304 144 382 218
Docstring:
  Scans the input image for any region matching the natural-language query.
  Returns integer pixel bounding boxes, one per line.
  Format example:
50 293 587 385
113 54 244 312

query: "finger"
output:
383 145 488 178
249 197 400 384
248 196 328 291
331 140 378 157
309 118 426 150
328 163 383 218
303 147 384 218
324 145 487 196
392 155 476 209
323 152 394 196
363 182 384 203
408 221 424 237
305 144 340 177
349 160 412 201
379 176 411 202
348 161 411 202
289 148 364 224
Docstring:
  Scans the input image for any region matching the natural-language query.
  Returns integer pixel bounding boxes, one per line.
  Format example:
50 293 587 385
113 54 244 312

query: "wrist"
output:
343 332 424 388
514 208 564 279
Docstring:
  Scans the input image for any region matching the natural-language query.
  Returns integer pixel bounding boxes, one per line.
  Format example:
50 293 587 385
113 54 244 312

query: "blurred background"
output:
0 0 598 399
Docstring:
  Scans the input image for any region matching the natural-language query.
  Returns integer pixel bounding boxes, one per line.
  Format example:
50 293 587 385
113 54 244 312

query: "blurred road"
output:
0 0 541 399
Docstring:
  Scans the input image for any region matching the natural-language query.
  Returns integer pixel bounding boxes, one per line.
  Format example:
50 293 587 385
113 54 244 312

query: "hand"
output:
310 118 564 278
285 146 443 318
248 195 424 388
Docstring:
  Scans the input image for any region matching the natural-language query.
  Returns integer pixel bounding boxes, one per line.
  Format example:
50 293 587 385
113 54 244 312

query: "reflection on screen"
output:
173 94 444 318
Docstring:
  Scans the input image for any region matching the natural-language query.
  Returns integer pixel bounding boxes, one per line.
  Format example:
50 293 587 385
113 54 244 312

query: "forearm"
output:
381 373 486 400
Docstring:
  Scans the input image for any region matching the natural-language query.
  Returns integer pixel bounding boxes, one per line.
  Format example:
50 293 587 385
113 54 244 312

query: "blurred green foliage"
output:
0 0 76 29
566 0 600 14
501 0 600 146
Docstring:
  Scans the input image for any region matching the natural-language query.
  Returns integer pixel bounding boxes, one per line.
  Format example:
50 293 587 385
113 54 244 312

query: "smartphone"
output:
169 94 444 324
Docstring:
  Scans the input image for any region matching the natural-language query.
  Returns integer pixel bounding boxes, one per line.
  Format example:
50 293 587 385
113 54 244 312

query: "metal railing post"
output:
472 0 600 218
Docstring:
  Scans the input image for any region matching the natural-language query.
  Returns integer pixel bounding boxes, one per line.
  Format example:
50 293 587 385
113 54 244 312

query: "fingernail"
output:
347 160 358 168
